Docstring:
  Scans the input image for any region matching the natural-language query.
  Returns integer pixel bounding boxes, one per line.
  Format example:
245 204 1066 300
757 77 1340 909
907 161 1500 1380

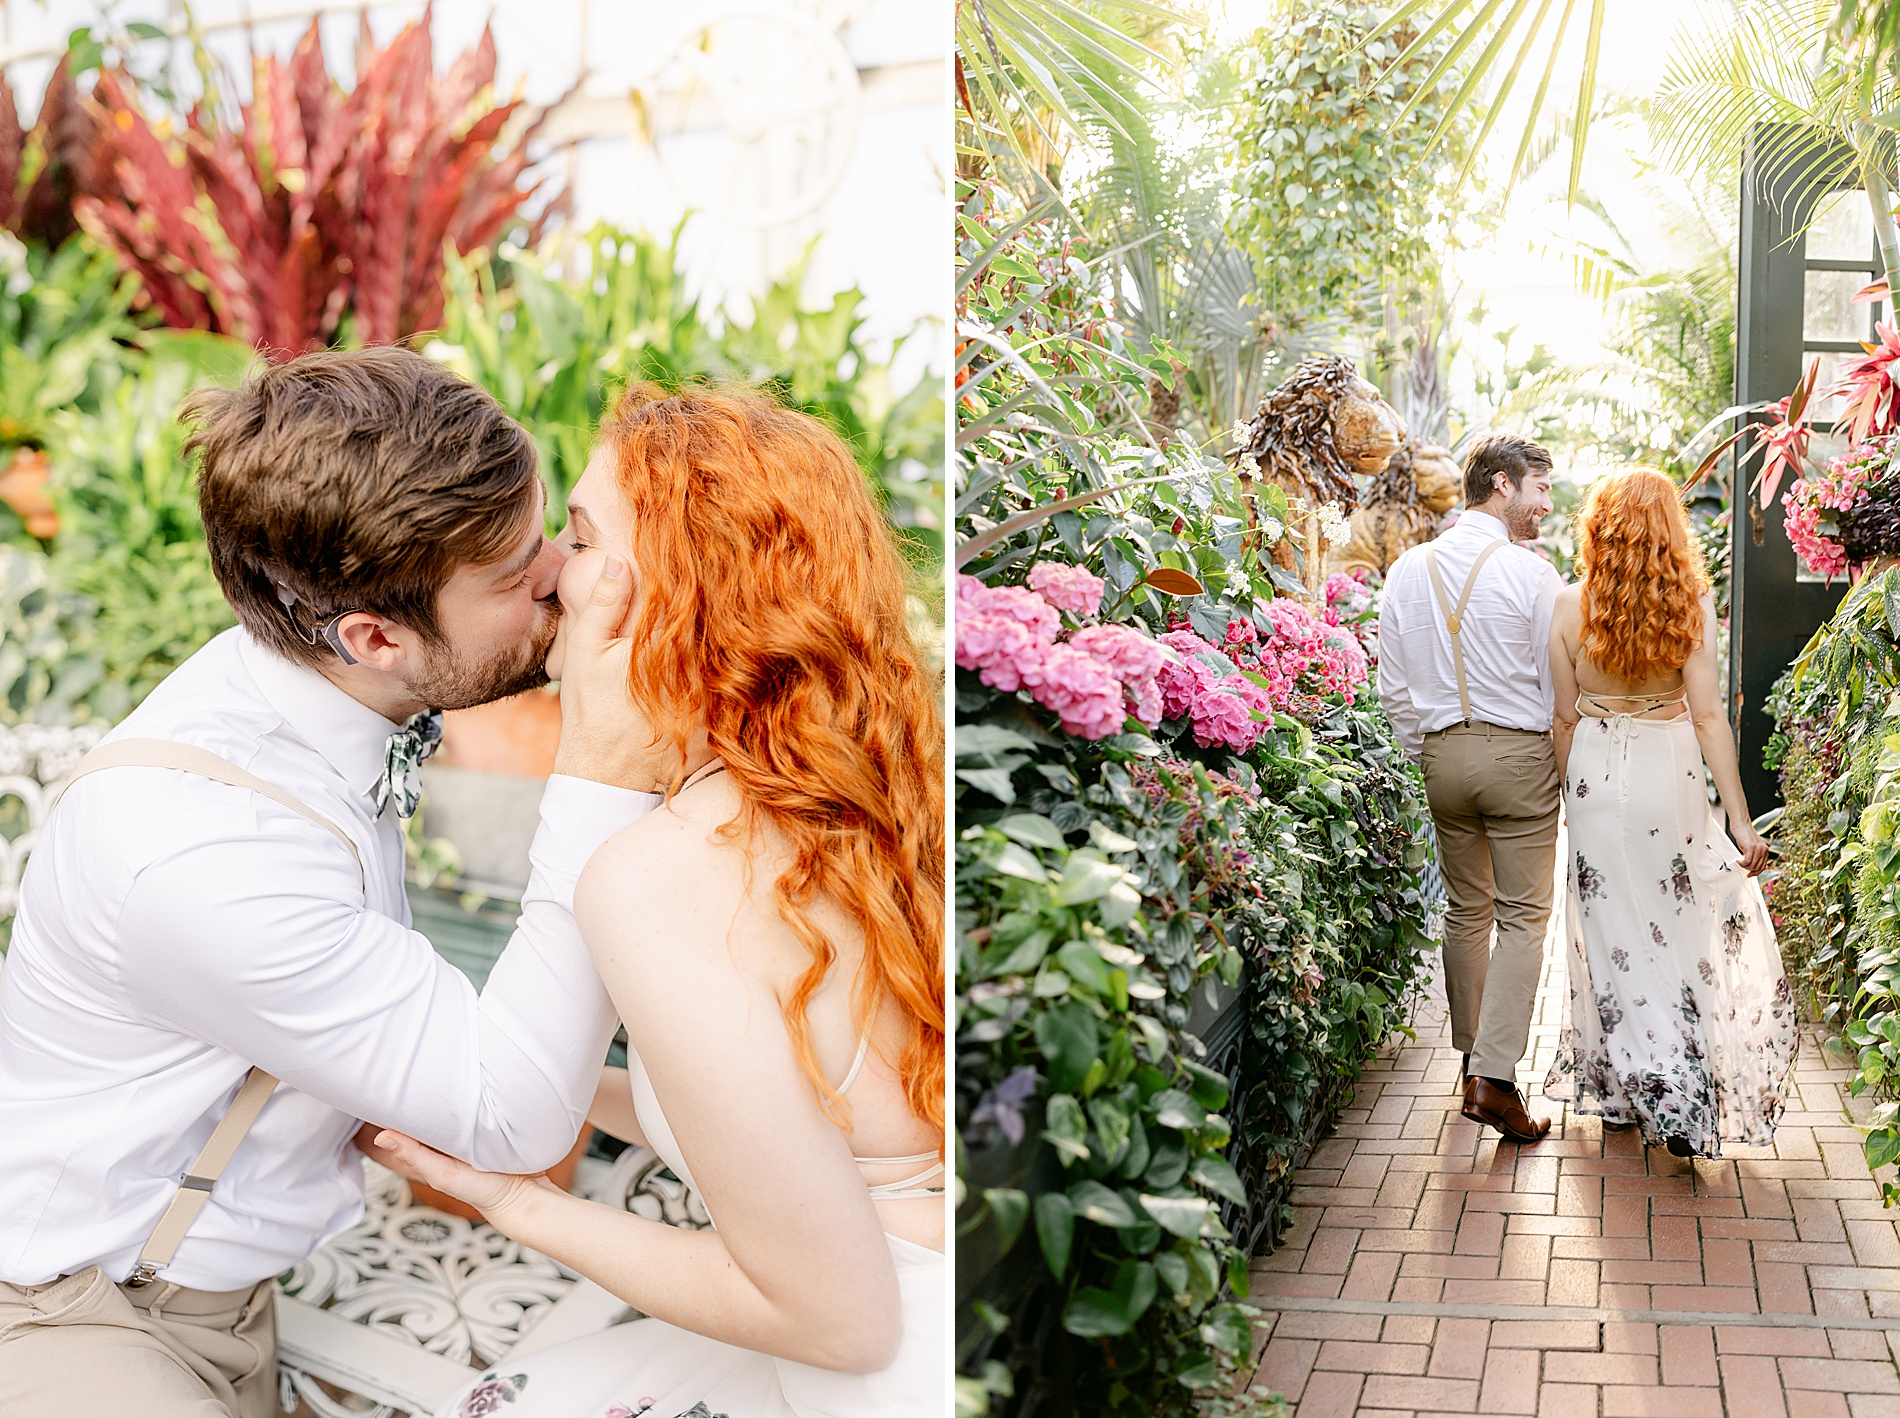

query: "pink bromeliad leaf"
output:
1837 320 1900 445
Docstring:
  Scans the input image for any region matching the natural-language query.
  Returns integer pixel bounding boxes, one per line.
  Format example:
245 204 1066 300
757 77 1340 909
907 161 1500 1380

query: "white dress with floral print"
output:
1543 713 1796 1156
434 1046 943 1418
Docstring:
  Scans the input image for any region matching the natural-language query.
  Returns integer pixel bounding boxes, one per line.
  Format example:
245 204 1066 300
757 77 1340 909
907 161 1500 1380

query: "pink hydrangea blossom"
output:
1158 627 1216 659
957 574 1059 639
1028 561 1106 617
1155 653 1214 721
955 613 1047 693
1188 680 1261 752
1023 642 1125 739
1070 624 1165 686
1070 623 1169 728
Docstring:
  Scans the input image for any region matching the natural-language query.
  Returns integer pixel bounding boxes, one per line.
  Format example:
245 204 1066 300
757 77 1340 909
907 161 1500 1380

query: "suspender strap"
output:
1424 538 1509 724
59 738 364 890
125 1066 279 1286
53 737 366 1285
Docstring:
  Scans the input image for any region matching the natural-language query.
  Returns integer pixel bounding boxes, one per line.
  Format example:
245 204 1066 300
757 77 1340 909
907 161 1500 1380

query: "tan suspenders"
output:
1423 537 1509 725
55 738 366 1288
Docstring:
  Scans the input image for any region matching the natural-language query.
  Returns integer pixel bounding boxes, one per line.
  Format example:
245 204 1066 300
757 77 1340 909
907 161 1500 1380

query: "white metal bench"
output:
0 722 698 1417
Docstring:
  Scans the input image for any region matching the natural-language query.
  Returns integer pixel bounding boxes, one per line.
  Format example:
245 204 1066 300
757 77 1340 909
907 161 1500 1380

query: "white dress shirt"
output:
0 627 656 1291
1377 510 1565 761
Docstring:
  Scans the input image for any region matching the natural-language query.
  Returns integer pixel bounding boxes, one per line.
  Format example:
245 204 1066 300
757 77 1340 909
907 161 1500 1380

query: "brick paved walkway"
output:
1241 913 1900 1418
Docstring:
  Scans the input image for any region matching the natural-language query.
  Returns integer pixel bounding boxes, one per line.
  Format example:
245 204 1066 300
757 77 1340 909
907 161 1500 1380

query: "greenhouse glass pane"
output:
1808 190 1877 261
1805 269 1873 341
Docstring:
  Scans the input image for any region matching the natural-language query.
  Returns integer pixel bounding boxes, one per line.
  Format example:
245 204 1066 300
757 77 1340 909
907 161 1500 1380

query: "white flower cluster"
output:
1315 501 1352 548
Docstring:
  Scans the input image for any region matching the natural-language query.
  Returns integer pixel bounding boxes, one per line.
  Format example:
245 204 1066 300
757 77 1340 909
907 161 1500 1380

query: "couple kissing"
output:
0 347 946 1418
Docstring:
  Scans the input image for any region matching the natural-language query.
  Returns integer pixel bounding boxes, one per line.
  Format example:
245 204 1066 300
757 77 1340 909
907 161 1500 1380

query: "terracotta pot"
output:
0 447 57 539
408 1126 595 1222
438 687 561 778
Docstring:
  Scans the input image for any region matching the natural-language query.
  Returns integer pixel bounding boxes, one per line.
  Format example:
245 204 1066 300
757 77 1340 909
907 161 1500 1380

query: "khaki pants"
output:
0 1267 278 1418
1420 721 1561 1083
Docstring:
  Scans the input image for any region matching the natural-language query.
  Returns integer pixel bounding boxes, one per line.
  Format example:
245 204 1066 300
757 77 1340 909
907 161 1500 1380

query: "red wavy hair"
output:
599 383 945 1137
1575 467 1711 684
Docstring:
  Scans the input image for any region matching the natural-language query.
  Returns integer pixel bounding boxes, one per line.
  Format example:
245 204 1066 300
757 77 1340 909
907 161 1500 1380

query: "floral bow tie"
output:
376 709 444 819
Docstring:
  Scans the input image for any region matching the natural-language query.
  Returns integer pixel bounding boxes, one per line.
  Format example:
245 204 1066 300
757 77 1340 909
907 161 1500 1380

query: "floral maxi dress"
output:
1543 712 1797 1156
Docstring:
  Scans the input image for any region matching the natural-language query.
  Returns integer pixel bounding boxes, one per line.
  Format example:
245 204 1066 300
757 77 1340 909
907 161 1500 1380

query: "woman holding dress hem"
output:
1543 467 1795 1160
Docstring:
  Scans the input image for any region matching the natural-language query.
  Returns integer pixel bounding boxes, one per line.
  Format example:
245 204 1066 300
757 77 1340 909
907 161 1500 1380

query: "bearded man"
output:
1378 433 1564 1144
0 348 667 1415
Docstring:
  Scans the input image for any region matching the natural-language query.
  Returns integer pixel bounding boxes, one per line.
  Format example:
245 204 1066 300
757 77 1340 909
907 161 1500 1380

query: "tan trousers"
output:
0 1267 278 1418
1419 721 1561 1083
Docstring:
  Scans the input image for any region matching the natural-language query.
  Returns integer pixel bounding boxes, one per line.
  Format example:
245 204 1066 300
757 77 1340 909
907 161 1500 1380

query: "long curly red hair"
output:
599 383 945 1137
1575 467 1711 684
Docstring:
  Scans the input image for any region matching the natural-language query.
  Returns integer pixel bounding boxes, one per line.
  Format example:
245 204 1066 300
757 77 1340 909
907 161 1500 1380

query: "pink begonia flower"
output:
1024 643 1125 739
955 614 1048 693
1324 571 1371 614
956 574 1059 639
1027 561 1106 618
1069 624 1165 687
1224 617 1259 650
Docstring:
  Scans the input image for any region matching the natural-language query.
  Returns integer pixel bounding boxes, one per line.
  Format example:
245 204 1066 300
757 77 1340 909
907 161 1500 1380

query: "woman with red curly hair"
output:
373 385 945 1418
1543 467 1794 1161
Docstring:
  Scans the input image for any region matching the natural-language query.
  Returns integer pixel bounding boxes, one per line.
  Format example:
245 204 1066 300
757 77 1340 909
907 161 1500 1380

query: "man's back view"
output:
1378 433 1564 1143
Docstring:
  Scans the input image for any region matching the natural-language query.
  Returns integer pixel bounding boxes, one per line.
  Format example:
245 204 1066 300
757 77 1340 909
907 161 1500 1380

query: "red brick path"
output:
1241 922 1900 1417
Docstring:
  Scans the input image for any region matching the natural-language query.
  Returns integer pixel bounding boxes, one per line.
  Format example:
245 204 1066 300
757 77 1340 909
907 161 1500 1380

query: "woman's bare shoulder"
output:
575 783 751 944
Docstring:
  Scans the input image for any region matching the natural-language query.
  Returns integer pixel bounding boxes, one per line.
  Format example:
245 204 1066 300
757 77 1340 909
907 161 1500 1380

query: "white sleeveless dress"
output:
433 1040 945 1418
1543 692 1798 1157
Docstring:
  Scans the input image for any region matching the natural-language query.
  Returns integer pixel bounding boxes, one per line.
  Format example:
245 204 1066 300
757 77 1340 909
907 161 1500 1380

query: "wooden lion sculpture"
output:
1229 354 1405 590
1330 438 1463 577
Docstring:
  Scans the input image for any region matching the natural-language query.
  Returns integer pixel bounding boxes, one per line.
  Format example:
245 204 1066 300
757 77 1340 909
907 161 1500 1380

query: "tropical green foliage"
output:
956 178 1434 1418
0 332 256 722
0 236 140 457
954 0 1186 193
1767 569 1900 1190
1366 0 1608 205
1226 1 1477 338
430 224 944 575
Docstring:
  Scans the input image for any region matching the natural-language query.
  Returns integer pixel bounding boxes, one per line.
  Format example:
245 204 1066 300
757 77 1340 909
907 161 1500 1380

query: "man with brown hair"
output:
1378 433 1564 1143
0 347 663 1416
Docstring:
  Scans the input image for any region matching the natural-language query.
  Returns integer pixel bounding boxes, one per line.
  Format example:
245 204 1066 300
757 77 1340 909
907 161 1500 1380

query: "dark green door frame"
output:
1730 126 1859 813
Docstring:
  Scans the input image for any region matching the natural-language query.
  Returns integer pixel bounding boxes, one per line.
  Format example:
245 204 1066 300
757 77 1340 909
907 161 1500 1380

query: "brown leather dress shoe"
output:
1462 1076 1552 1143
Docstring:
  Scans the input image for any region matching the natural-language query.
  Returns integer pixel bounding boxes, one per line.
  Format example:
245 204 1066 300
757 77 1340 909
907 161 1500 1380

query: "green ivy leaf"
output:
1189 1155 1249 1206
1140 1192 1215 1238
1200 1302 1255 1357
1867 1128 1900 1171
1182 1059 1231 1111
1035 1190 1075 1278
997 813 1067 850
1172 1352 1220 1389
1156 1250 1192 1306
1043 1092 1091 1165
1151 1089 1206 1130
984 1187 1029 1254
1063 1287 1133 1337
1057 939 1117 996
1035 1003 1100 1093
1068 1179 1140 1228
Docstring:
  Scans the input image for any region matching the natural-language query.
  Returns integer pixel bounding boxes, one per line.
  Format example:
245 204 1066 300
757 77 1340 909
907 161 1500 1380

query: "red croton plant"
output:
0 11 553 356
